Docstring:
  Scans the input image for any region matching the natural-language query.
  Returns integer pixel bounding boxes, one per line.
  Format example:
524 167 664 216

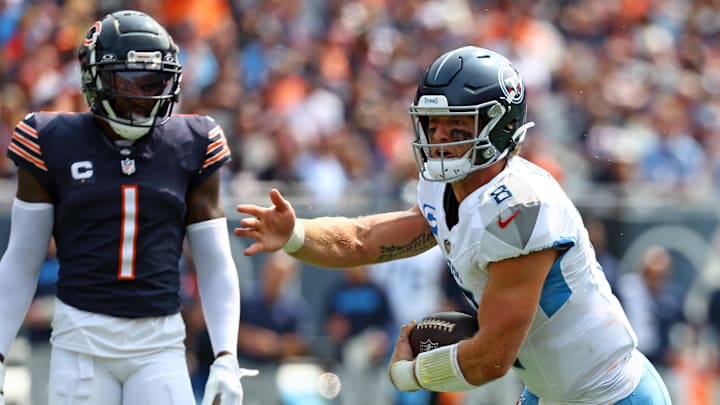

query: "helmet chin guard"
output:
424 155 474 182
102 117 151 140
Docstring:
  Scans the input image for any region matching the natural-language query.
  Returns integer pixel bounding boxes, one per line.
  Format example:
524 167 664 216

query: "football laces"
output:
417 319 456 333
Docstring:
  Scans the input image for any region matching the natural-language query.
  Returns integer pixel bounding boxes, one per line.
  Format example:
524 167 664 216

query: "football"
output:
409 311 478 357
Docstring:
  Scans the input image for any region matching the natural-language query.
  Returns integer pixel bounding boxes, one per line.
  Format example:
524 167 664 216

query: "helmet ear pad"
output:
486 102 526 155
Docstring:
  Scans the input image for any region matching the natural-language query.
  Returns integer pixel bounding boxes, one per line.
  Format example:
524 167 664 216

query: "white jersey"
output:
417 157 641 403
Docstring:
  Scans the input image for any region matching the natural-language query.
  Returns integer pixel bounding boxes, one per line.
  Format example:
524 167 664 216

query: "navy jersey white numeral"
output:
7 112 231 317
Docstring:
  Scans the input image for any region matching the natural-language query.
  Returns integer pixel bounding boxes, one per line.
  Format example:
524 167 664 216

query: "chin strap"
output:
510 121 535 150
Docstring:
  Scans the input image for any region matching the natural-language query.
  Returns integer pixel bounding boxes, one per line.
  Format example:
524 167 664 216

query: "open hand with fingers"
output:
234 189 298 256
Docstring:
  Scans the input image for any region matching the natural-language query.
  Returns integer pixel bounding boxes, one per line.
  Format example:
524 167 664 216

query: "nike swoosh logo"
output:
498 210 520 228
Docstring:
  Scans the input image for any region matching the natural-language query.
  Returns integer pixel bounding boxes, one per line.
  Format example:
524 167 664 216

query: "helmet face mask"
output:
79 10 182 140
98 70 176 124
409 46 534 183
410 98 508 183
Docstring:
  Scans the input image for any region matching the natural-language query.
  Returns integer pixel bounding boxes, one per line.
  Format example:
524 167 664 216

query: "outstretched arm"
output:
234 188 436 268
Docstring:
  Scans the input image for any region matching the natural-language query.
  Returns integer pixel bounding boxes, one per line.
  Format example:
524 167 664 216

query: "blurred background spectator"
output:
369 248 447 405
323 265 392 405
2 0 719 202
4 0 720 404
617 245 687 403
236 252 312 405
586 215 621 293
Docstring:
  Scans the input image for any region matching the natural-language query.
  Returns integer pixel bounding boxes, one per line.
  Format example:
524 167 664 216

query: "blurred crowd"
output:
2 0 720 202
3 0 720 404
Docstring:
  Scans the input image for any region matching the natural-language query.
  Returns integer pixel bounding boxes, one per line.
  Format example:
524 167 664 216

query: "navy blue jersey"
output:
7 112 231 317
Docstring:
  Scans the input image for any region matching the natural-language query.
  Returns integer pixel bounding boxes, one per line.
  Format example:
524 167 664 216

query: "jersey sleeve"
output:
478 175 576 264
479 202 576 263
7 113 48 174
6 113 57 195
189 116 232 191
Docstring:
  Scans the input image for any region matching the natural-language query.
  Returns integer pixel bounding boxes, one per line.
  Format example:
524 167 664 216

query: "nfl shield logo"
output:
420 339 439 353
121 158 136 176
443 239 451 254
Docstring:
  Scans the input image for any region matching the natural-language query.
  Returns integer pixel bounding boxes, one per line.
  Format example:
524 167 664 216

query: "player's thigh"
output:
122 348 195 405
48 346 121 405
614 354 672 405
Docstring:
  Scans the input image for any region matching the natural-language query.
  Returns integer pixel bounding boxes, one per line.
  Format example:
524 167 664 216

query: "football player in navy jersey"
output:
0 10 255 405
235 46 671 404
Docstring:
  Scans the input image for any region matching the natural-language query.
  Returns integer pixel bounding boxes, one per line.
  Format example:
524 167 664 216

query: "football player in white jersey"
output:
235 46 671 404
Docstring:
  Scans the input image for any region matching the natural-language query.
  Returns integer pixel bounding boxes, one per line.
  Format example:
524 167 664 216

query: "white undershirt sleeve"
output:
0 198 54 357
186 218 241 357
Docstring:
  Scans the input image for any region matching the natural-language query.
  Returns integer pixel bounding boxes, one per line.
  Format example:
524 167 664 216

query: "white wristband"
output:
282 220 305 253
389 360 420 392
415 342 476 392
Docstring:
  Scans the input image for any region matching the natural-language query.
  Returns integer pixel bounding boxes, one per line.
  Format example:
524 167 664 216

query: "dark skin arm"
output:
185 170 226 225
16 166 54 203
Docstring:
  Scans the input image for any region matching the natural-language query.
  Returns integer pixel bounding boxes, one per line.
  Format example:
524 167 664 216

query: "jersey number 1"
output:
119 185 138 279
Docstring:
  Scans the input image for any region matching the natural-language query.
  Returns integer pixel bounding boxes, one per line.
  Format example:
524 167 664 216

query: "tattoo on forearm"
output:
377 231 435 261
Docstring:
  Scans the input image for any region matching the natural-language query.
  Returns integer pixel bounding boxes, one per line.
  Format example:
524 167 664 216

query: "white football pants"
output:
47 346 195 405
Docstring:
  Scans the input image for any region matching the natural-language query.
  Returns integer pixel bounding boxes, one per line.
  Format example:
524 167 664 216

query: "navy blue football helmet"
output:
79 10 182 140
409 46 534 182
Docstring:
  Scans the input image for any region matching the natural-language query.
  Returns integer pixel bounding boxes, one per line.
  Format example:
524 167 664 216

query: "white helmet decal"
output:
498 61 524 104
